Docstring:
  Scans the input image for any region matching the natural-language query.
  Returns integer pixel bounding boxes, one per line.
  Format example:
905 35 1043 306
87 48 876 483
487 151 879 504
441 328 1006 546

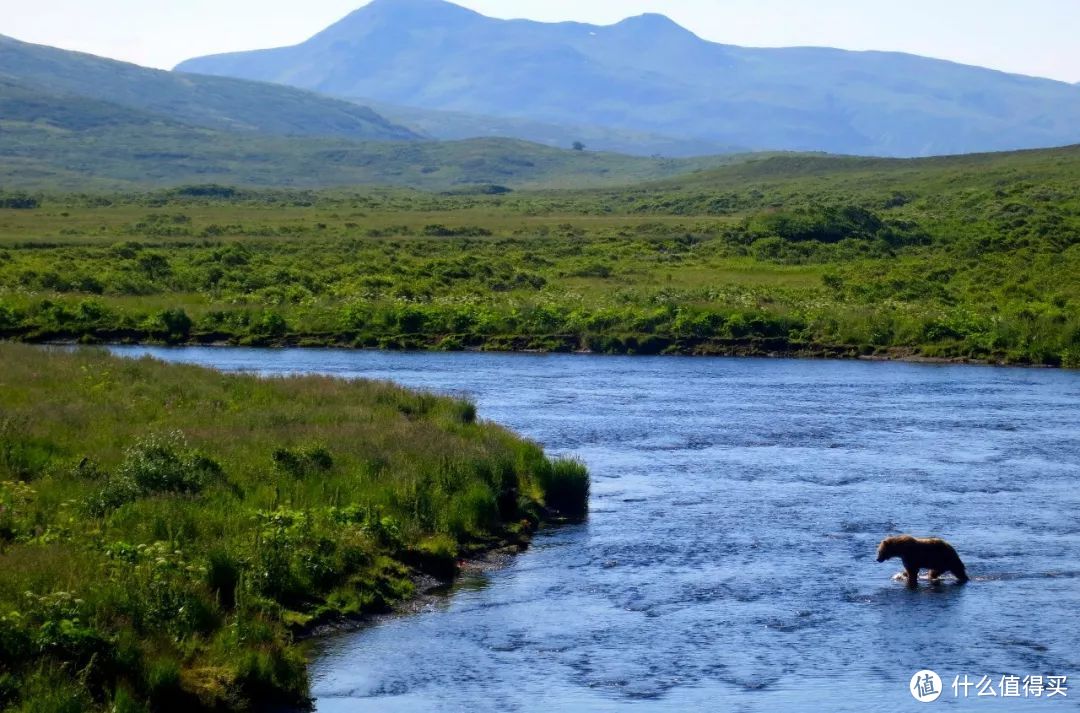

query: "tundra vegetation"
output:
0 146 1077 365
0 344 588 712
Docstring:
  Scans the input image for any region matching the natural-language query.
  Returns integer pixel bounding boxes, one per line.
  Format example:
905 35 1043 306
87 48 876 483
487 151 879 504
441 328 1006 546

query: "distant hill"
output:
0 33 417 142
0 77 735 190
0 35 748 190
647 144 1080 195
352 97 740 157
177 0 1080 157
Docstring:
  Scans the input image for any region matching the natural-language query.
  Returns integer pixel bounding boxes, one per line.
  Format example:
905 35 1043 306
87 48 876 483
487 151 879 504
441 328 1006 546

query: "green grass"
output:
0 343 588 712
0 144 1077 366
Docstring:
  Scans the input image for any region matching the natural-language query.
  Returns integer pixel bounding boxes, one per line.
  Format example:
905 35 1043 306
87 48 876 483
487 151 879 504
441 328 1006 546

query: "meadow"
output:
0 145 1078 365
0 344 587 712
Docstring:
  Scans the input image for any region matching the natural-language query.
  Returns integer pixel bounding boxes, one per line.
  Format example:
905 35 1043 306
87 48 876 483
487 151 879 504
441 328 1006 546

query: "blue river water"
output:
109 348 1080 712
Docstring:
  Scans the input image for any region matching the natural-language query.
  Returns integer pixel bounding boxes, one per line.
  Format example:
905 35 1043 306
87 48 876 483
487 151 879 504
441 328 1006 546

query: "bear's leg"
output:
951 563 970 584
928 570 943 581
905 566 920 587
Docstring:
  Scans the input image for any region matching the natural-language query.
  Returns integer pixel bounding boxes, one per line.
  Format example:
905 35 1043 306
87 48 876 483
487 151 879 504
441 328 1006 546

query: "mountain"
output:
0 35 746 190
0 75 735 191
0 33 417 142
177 0 1080 157
350 98 741 157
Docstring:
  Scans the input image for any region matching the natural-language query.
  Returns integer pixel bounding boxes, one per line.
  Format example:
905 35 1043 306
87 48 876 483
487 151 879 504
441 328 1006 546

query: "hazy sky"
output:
4 0 1080 83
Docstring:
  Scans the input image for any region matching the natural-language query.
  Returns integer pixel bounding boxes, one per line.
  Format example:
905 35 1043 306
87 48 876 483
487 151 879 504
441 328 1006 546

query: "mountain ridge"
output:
176 0 1080 157
0 33 418 142
0 62 736 191
349 95 743 156
0 33 746 190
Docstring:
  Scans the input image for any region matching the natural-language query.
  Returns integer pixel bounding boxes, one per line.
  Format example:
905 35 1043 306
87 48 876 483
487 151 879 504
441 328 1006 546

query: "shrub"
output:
0 194 39 210
206 550 242 610
441 400 477 425
407 534 459 579
747 205 884 243
0 417 50 481
233 647 309 709
89 433 222 513
538 458 589 520
422 224 493 237
447 484 499 537
119 433 221 495
151 309 192 342
271 446 332 478
0 303 17 330
255 313 287 338
173 185 238 199
87 476 141 516
144 658 184 710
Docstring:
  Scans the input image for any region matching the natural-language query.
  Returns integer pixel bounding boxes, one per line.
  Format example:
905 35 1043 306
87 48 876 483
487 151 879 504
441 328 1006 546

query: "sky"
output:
3 0 1080 83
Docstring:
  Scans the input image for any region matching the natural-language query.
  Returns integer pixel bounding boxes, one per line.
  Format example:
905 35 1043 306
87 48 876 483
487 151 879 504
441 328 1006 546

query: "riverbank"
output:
298 541 529 642
0 343 588 712
8 329 1063 369
270 344 1080 712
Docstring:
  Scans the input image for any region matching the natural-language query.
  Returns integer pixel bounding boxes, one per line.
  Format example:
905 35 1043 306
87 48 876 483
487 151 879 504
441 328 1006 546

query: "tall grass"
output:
0 343 588 712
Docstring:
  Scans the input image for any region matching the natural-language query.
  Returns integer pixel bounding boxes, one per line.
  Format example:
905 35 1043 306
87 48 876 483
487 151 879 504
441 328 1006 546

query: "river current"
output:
110 348 1080 712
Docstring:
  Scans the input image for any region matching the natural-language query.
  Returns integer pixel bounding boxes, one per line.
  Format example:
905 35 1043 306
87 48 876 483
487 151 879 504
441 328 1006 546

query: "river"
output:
109 348 1080 711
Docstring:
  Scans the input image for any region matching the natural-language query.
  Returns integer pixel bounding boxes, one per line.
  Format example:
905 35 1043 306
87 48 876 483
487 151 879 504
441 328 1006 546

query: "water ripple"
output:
110 348 1080 713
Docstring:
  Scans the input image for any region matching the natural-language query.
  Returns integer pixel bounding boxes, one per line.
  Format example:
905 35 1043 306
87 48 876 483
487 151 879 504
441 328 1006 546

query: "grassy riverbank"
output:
0 343 587 712
0 145 1078 366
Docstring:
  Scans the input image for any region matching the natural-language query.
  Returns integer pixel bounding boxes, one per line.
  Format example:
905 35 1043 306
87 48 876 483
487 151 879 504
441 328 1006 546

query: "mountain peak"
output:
348 0 479 21
365 0 457 5
312 0 482 38
617 13 681 28
608 13 698 40
175 3 1080 157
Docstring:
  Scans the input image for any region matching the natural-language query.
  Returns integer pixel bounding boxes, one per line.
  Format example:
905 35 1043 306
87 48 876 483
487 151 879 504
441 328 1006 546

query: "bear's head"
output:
876 535 913 562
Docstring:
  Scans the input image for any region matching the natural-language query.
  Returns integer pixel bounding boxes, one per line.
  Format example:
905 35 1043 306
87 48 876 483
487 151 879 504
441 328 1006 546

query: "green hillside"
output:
353 96 741 157
564 143 1080 215
0 36 746 190
0 34 416 142
0 145 1076 366
0 79 734 190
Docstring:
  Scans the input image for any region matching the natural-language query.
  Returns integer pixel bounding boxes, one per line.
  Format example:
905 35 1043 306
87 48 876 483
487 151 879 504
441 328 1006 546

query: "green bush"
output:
0 194 39 210
147 309 192 342
89 433 222 514
746 205 884 243
538 458 589 520
447 484 499 537
118 432 221 496
271 445 332 478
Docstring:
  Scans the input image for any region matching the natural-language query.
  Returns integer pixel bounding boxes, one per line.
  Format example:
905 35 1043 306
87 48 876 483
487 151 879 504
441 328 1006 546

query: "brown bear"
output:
876 535 969 586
